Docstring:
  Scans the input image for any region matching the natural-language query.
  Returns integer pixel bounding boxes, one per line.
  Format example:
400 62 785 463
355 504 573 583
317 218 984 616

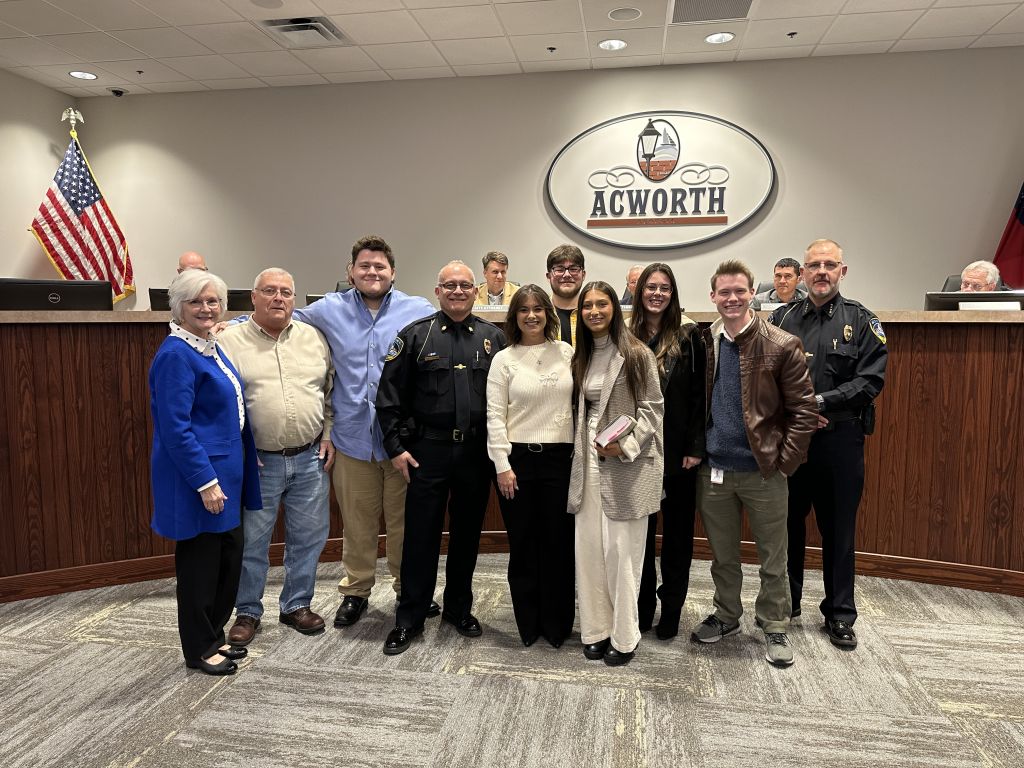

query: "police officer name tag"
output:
711 467 724 485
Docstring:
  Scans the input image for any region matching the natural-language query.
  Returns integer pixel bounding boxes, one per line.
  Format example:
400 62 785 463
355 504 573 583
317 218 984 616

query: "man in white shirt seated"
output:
958 260 1002 292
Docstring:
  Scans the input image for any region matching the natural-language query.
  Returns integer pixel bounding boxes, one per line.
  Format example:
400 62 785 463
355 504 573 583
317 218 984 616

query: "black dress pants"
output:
638 469 697 629
174 526 243 664
496 443 575 645
787 420 865 624
396 437 493 630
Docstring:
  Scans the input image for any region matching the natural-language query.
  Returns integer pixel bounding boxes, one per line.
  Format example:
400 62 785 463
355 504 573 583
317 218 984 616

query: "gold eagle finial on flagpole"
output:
61 107 84 138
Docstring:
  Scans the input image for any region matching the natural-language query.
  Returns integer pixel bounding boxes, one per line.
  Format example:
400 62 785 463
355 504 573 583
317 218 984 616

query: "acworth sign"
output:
545 111 776 250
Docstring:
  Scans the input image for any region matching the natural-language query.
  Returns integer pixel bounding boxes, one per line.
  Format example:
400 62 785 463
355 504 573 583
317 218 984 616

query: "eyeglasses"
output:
187 298 221 309
960 280 990 291
550 266 583 276
257 286 294 299
438 281 475 293
804 261 841 272
643 284 672 295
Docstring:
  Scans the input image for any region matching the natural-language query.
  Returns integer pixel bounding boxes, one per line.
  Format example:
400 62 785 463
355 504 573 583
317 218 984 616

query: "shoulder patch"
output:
869 317 886 345
385 336 404 361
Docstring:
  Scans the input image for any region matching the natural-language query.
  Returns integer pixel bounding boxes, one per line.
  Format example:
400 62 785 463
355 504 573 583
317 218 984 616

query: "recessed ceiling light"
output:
598 38 628 52
69 71 97 80
608 7 642 22
704 32 736 45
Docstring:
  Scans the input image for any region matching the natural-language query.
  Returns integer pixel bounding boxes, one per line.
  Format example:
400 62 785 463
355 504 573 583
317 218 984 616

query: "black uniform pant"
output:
396 437 494 630
638 470 697 629
174 526 243 664
495 443 575 645
787 420 865 624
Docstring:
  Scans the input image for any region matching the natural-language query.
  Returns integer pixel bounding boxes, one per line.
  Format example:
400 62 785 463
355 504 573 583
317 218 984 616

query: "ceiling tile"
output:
735 45 814 60
158 54 249 79
0 36 81 65
435 37 516 65
292 46 379 73
510 31 588 61
519 58 590 72
39 32 145 61
225 51 313 76
495 0 582 36
112 28 212 58
134 0 242 26
180 22 280 53
749 0 844 20
363 41 445 68
0 22 25 39
989 6 1024 33
743 16 834 48
932 0 1018 5
262 73 329 86
841 0 930 11
591 27 665 57
665 21 746 53
140 80 210 92
592 54 663 68
402 0 489 7
583 0 668 32
970 31 1024 46
32 62 128 84
44 0 168 31
411 5 503 40
0 0 95 35
905 6 1018 39
8 65 81 87
813 40 894 55
221 0 322 21
453 62 522 76
331 11 427 44
201 77 266 89
323 70 390 82
387 65 454 79
662 50 738 64
890 36 975 52
820 10 924 44
316 0 404 11
99 58 194 83
59 86 94 96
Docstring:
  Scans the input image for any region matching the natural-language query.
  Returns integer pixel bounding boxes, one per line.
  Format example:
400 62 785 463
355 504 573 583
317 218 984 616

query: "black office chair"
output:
755 280 773 295
336 280 352 293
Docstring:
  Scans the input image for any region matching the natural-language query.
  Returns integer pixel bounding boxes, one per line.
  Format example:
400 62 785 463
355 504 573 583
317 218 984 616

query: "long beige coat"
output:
567 344 664 521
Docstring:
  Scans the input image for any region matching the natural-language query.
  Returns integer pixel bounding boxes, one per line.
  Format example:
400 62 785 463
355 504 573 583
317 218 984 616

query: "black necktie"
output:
453 324 471 436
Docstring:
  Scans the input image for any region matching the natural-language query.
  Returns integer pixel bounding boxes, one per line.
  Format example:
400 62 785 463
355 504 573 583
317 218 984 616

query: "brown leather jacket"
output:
703 312 817 478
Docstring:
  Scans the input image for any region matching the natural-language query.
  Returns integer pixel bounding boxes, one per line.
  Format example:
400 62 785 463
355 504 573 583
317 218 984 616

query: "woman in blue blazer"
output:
150 270 261 676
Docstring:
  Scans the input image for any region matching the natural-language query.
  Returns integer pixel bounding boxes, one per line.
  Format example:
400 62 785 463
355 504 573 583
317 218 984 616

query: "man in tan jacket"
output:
475 251 519 305
691 259 816 668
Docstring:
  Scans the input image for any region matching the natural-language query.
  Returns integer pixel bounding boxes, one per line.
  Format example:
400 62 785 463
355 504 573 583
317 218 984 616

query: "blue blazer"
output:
149 336 262 541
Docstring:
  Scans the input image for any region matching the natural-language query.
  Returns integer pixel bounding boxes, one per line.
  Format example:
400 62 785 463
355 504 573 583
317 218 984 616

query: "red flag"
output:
30 133 134 302
993 181 1024 288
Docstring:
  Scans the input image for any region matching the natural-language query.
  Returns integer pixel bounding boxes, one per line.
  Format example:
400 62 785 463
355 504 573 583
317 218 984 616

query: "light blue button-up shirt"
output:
294 288 433 462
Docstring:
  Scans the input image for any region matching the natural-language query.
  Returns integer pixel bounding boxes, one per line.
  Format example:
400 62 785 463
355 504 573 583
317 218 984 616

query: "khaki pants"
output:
333 452 407 598
697 466 791 633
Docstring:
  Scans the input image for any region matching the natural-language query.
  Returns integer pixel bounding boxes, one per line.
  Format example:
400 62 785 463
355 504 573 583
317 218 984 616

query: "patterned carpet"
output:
0 555 1021 768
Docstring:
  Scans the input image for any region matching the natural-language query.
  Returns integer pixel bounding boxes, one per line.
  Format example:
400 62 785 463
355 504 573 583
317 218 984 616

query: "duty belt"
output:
260 433 323 456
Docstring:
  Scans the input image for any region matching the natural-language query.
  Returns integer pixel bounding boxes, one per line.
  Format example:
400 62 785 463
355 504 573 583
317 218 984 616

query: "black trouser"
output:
495 443 575 645
787 420 865 624
174 526 243 664
396 437 494 629
638 470 697 629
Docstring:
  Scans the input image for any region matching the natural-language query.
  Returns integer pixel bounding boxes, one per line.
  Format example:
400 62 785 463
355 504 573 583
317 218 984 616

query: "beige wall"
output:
3 46 1023 312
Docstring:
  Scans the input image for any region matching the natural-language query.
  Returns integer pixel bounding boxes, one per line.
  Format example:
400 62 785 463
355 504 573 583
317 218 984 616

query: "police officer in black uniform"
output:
769 239 887 650
376 260 507 655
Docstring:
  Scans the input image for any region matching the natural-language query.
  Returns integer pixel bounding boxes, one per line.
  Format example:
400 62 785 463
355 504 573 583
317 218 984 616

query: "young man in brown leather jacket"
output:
691 260 817 668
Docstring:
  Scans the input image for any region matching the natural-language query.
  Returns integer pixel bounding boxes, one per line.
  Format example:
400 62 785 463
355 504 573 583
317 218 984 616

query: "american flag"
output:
30 135 134 301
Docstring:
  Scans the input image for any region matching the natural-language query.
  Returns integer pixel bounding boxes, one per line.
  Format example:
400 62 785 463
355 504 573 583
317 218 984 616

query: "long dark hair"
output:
572 281 651 404
629 263 681 376
503 284 560 345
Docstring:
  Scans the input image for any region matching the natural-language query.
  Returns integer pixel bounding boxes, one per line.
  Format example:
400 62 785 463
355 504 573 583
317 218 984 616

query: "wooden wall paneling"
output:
118 324 145 561
33 323 74 571
126 325 159 559
925 325 965 564
90 324 126 562
9 326 46 574
0 329 17 577
1006 325 1024 573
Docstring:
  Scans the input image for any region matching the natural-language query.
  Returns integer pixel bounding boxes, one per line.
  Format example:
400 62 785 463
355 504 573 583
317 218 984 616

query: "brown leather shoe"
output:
279 607 326 635
227 615 260 647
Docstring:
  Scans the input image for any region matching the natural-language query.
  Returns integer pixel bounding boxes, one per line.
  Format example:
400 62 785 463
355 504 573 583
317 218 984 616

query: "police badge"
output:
843 324 853 342
483 339 492 355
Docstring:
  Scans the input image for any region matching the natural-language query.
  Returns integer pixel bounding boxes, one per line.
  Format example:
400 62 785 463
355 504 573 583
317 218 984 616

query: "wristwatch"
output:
814 394 825 411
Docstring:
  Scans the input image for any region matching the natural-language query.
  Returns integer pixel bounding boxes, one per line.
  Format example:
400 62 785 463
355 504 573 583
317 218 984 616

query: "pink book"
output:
595 415 637 447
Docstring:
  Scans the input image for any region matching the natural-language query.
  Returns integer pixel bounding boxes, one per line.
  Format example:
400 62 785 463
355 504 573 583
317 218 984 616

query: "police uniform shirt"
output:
769 294 887 414
376 311 507 457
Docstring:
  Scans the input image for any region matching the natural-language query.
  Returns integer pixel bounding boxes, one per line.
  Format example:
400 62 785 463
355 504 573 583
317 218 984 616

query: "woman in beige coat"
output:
569 281 664 666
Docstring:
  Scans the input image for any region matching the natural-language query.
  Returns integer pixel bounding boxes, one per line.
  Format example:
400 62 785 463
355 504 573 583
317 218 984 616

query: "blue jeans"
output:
235 445 330 618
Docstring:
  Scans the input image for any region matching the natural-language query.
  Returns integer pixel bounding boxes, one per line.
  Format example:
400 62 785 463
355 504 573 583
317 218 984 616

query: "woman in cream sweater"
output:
486 285 575 648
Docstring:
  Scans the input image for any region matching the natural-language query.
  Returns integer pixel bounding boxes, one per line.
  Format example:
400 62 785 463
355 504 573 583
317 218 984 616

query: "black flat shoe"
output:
186 656 237 676
547 637 564 649
824 619 858 649
442 613 483 638
655 606 681 640
334 595 368 627
583 638 610 660
218 645 248 661
427 600 441 618
383 625 423 655
603 646 635 666
521 634 539 647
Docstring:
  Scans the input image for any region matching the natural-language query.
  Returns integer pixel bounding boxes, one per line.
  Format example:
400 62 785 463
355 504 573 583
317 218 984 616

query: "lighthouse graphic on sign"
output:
636 119 680 182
